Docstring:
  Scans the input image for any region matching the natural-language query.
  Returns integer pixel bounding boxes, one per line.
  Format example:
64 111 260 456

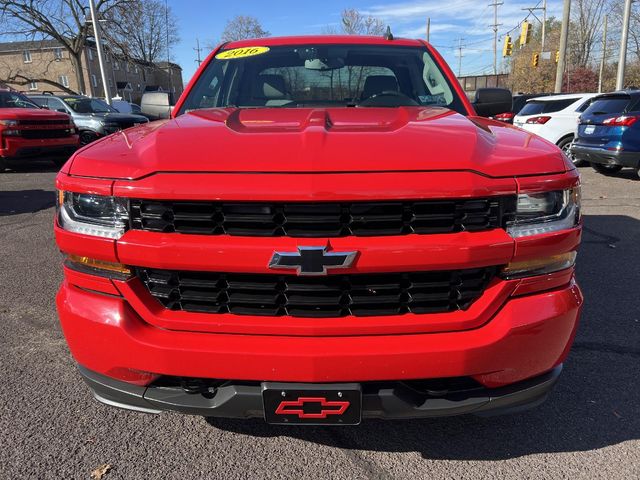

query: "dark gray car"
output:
30 95 149 145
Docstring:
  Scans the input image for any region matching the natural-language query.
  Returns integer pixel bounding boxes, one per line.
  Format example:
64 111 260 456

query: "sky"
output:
168 0 566 84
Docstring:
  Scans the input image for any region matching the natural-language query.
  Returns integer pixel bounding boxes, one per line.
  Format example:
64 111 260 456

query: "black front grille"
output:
136 267 496 318
17 119 68 126
20 129 72 139
130 197 516 237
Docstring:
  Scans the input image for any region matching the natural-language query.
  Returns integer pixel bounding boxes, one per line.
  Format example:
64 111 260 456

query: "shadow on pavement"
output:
0 189 56 216
206 214 640 460
1 160 61 174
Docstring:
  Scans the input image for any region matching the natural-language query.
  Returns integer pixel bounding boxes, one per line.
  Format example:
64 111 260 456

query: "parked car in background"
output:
0 89 77 171
571 90 640 178
30 94 148 146
513 93 598 165
493 93 550 124
140 91 175 120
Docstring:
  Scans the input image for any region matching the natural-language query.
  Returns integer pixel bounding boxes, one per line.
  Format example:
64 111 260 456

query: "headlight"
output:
506 187 580 238
57 191 128 239
0 119 19 127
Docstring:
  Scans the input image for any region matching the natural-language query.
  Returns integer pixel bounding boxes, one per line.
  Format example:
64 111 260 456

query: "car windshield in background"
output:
179 44 466 114
63 97 116 114
518 98 579 116
584 96 633 115
0 91 39 109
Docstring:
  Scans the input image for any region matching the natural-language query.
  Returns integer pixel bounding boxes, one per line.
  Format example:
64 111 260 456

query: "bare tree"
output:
569 0 611 68
104 0 179 63
220 15 270 43
0 0 130 93
339 8 385 36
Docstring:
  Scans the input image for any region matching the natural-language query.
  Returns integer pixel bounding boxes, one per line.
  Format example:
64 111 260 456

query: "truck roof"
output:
223 35 426 49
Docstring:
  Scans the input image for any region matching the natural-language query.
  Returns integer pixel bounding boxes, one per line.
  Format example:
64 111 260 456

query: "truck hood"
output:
66 107 568 179
0 107 70 122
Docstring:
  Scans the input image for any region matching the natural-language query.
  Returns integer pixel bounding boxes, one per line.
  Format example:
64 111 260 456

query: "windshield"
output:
0 91 39 109
178 44 466 114
518 98 579 116
584 96 632 115
63 97 117 114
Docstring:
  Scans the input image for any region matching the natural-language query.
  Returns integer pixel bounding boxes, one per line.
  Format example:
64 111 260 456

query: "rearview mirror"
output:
472 88 512 118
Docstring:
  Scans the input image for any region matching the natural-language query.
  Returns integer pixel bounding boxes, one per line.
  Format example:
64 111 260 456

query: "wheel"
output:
557 136 584 167
635 168 640 180
79 131 97 146
592 163 623 175
0 157 6 173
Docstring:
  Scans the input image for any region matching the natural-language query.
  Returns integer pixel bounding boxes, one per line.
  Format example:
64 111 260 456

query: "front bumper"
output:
79 363 563 419
1 136 78 160
571 144 640 168
57 275 582 410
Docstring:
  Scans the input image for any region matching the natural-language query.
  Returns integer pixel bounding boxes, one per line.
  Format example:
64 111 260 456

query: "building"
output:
0 39 183 104
457 74 510 99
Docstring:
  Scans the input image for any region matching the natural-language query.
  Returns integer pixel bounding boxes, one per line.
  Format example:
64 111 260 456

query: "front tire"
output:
557 136 583 166
592 163 623 175
79 131 97 146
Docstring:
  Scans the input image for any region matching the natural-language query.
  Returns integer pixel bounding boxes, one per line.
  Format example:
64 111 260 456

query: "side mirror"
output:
56 108 67 113
472 88 512 118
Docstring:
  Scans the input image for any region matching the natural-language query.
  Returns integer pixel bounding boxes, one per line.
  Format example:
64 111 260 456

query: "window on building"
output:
137 83 142 91
87 48 94 61
58 75 69 88
23 50 32 63
134 65 139 74
114 60 119 70
54 48 63 60
29 81 37 91
125 62 130 72
91 74 98 88
108 78 113 88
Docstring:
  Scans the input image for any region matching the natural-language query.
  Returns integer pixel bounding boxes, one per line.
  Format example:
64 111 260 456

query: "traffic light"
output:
532 53 539 67
555 50 560 63
520 21 532 46
502 35 513 57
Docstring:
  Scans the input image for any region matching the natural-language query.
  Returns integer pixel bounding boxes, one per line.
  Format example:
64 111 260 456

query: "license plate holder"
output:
262 383 362 425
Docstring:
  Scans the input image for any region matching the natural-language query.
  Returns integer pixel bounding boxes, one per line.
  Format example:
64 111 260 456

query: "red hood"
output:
66 107 568 179
0 107 70 122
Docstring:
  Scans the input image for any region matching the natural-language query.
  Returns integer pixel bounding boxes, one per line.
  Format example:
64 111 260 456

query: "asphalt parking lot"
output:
1 162 639 479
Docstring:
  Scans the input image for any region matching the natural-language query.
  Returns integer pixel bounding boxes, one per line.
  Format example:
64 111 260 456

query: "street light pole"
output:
616 0 633 91
88 0 111 104
554 0 571 93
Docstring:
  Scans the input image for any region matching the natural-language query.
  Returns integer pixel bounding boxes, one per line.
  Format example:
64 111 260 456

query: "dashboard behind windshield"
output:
178 44 466 115
63 97 116 114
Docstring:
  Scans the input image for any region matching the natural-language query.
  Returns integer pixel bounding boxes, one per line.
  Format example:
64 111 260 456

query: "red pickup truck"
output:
0 90 78 170
54 36 582 424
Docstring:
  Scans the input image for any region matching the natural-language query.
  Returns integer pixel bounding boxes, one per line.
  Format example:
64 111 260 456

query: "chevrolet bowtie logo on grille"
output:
268 247 357 276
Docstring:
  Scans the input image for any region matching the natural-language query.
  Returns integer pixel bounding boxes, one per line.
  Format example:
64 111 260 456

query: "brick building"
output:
0 39 183 104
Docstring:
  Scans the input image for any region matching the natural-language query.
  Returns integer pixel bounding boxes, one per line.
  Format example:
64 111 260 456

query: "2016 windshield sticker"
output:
216 46 270 60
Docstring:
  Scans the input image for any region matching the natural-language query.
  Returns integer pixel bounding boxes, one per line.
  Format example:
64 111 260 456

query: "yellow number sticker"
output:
216 46 270 60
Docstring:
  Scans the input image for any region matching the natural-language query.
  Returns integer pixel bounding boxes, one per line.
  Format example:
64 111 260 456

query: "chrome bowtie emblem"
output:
268 247 357 276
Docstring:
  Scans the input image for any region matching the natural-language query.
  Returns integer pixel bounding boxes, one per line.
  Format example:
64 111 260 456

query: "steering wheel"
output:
359 90 419 107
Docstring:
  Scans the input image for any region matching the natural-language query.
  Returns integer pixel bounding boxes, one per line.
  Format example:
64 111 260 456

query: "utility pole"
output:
598 15 608 93
426 17 430 43
616 0 633 90
458 38 463 77
541 0 547 52
194 38 203 66
88 0 111 104
554 0 571 93
165 0 173 95
489 1 503 75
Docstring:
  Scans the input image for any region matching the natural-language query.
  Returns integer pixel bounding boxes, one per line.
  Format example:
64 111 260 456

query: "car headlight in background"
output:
507 187 581 238
57 191 128 239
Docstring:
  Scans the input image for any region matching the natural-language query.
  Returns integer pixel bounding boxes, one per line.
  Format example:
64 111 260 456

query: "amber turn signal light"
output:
501 252 577 280
66 254 131 276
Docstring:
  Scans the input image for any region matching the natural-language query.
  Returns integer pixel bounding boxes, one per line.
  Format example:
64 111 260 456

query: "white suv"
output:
513 93 598 165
